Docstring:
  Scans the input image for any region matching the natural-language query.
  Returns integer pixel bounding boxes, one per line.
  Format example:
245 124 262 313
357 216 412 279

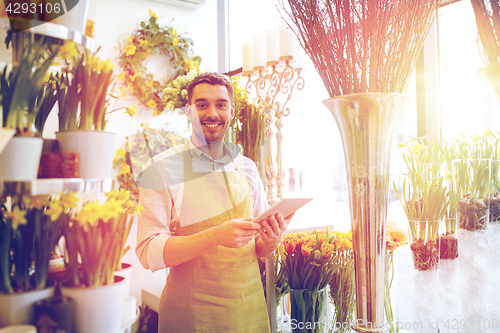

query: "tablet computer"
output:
253 197 313 222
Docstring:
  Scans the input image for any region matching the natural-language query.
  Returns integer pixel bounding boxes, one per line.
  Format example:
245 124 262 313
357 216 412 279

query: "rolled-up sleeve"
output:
135 161 172 272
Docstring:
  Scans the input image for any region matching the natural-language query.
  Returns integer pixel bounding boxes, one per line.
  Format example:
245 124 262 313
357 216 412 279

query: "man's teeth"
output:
205 123 219 128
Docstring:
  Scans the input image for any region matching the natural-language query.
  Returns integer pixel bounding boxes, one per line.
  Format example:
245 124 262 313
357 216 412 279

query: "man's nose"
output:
205 104 218 118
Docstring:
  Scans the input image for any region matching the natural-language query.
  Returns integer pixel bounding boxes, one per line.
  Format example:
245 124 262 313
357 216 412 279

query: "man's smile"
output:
203 122 222 129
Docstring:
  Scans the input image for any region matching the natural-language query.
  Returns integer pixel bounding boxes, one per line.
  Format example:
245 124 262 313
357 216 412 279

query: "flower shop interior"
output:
1 0 500 332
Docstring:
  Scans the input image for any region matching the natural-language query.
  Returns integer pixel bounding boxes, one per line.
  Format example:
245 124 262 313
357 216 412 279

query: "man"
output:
136 72 292 332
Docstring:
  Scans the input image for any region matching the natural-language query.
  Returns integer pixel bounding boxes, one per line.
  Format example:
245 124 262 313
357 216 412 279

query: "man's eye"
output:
218 103 227 109
196 104 207 109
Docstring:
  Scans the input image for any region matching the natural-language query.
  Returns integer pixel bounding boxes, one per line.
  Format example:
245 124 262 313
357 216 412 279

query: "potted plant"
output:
0 43 58 181
55 48 117 179
0 194 68 326
60 188 143 333
395 138 448 271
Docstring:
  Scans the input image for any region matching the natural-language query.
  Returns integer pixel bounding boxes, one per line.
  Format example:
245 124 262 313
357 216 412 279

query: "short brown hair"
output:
187 72 234 104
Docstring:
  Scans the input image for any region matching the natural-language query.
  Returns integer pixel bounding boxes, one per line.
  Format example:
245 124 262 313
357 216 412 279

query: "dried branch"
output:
276 0 441 98
471 0 500 65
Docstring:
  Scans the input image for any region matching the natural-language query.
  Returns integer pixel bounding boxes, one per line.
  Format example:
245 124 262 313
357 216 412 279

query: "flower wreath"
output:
117 10 201 116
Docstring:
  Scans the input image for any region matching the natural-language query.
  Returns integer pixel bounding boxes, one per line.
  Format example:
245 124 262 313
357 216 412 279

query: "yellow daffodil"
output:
129 73 137 82
60 192 79 212
120 87 126 98
117 163 131 176
147 80 154 88
7 206 27 230
145 50 151 58
101 200 123 223
116 147 126 158
152 109 161 117
147 99 157 109
125 36 134 44
140 122 149 128
133 204 144 216
171 28 178 37
125 105 137 117
130 156 137 165
138 39 147 47
118 72 125 82
172 37 179 47
45 201 64 222
58 41 78 59
125 44 136 56
149 10 158 20
77 202 101 228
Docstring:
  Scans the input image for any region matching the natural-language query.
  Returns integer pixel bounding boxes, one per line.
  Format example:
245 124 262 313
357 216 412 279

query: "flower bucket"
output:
114 262 132 299
289 288 327 333
0 137 43 181
56 131 116 179
50 0 90 35
0 284 54 327
60 276 125 333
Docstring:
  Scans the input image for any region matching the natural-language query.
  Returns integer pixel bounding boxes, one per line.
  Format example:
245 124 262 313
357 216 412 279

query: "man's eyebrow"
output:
193 98 229 103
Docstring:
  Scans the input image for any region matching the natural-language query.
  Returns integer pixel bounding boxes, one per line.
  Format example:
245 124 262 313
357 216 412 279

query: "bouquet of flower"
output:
281 230 339 333
385 222 407 333
327 230 354 333
0 194 72 294
56 49 114 131
62 189 143 288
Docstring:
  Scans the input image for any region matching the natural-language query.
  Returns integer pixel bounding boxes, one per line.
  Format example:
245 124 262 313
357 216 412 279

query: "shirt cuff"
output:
147 234 170 272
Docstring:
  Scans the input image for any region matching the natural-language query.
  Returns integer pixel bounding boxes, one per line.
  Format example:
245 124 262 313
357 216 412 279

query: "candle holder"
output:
244 59 304 205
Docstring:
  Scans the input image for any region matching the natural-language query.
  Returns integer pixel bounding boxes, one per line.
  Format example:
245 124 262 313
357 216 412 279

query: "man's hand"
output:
217 217 261 248
256 212 294 253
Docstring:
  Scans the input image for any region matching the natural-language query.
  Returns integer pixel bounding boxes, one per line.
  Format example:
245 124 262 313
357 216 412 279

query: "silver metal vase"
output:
323 93 410 333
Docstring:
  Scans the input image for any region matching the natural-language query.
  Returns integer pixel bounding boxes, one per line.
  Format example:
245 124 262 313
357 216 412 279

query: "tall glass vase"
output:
323 93 410 333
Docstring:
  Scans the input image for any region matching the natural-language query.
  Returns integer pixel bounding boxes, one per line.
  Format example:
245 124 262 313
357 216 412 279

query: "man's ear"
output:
185 104 192 121
230 103 235 119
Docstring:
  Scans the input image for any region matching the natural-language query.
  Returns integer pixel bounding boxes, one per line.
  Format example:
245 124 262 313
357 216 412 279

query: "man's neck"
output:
191 137 225 160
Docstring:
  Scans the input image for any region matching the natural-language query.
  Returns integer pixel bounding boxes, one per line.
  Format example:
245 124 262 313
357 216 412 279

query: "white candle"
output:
253 35 266 68
242 42 254 72
266 29 279 63
279 24 295 59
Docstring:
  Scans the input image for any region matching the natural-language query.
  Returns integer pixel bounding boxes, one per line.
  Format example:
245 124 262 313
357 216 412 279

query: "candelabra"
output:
244 58 304 205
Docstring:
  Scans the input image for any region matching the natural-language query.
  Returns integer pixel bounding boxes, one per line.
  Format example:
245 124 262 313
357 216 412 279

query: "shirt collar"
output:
188 138 240 164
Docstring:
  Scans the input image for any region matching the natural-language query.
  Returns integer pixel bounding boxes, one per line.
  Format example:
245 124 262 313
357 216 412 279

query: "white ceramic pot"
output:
0 325 37 333
114 263 132 299
56 130 116 179
0 137 43 181
0 285 54 327
51 0 90 34
60 276 125 333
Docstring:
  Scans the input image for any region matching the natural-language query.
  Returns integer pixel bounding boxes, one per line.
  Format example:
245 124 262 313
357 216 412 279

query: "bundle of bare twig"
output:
471 0 500 65
276 0 441 98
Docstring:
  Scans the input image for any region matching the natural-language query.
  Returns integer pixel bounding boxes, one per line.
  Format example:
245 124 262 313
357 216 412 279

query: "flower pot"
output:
56 131 116 179
33 296 74 333
50 0 90 35
289 288 327 333
60 276 125 333
0 137 43 181
114 262 132 299
0 284 54 327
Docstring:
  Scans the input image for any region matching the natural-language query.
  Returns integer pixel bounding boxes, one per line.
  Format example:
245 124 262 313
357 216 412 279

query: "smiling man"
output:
136 72 293 332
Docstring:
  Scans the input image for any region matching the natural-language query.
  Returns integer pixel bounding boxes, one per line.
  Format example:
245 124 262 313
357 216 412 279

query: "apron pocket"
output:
193 263 267 331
